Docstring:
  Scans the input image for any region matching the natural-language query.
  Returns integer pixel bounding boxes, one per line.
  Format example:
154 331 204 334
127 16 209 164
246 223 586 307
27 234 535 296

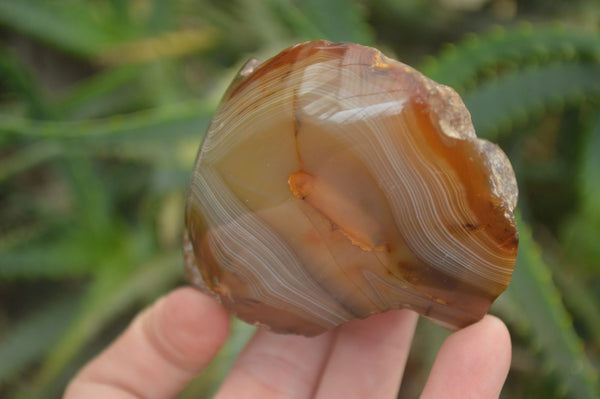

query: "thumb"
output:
64 287 230 399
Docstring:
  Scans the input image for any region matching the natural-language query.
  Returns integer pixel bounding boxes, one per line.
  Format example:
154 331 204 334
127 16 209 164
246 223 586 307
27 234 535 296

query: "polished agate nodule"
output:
184 40 518 336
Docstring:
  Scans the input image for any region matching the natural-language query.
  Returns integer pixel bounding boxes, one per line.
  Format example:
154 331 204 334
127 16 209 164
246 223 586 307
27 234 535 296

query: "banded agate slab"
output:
184 40 518 336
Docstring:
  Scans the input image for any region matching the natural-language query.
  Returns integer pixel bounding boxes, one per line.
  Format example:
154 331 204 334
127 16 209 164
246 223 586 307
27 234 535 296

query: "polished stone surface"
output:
184 41 519 336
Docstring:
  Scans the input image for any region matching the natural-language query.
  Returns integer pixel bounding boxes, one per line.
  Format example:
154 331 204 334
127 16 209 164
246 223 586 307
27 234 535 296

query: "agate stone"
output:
184 40 519 336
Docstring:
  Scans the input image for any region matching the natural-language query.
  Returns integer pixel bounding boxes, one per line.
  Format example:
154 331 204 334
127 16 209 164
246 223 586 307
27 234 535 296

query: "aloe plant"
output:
1 1 599 398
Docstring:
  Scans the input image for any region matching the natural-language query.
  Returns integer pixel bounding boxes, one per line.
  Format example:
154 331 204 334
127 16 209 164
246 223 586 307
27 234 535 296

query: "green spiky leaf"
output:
422 25 600 90
504 217 600 398
463 62 600 139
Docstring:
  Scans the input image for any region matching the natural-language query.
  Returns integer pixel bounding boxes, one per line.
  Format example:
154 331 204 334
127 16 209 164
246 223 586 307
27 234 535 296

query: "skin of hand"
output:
64 287 511 399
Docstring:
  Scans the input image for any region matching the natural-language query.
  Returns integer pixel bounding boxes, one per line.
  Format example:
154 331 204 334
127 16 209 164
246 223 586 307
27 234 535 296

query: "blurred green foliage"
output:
0 0 599 398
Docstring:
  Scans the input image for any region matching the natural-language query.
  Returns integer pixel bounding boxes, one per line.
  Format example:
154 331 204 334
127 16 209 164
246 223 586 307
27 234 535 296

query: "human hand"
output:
64 287 511 398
